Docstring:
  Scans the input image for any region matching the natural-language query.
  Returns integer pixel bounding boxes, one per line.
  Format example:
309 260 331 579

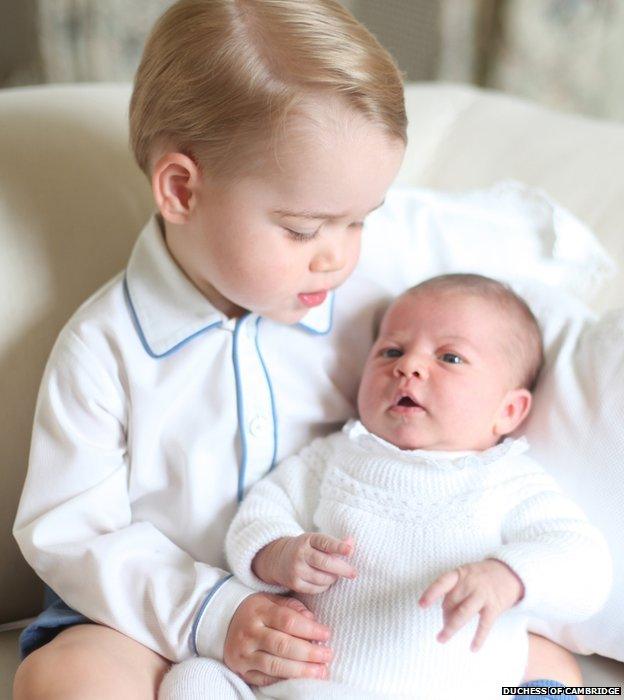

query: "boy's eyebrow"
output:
273 199 385 220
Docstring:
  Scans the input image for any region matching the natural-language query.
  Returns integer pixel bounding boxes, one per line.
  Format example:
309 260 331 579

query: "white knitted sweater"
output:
226 421 612 700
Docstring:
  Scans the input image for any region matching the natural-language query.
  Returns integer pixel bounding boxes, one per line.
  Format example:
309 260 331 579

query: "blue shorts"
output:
19 586 91 660
517 679 575 697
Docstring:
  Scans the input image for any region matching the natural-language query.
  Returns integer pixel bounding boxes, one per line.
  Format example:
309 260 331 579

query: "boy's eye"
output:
439 352 463 365
381 348 403 358
284 227 319 242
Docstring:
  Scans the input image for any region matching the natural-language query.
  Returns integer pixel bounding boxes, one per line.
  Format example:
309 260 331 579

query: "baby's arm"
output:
253 533 355 594
226 437 355 594
419 558 524 651
420 459 612 651
487 462 612 623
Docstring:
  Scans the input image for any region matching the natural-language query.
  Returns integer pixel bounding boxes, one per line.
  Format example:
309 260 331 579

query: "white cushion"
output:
362 182 616 303
365 185 622 662
517 288 624 661
398 83 624 312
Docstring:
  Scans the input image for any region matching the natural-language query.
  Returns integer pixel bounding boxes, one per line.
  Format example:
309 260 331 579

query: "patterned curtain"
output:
349 0 441 81
487 0 624 120
3 0 624 121
37 0 174 83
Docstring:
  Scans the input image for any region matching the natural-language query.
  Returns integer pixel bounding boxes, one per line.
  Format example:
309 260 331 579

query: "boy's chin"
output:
262 307 309 325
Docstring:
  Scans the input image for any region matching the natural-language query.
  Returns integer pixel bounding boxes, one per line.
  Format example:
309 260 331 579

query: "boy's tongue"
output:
298 291 327 307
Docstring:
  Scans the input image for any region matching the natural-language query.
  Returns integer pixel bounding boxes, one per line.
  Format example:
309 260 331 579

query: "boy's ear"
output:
493 388 532 437
151 152 202 225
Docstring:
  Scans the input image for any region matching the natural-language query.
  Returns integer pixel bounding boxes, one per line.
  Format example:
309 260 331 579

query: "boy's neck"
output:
158 215 247 319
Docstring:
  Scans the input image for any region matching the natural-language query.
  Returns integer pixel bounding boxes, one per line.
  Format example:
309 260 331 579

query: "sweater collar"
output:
343 419 529 470
124 214 334 357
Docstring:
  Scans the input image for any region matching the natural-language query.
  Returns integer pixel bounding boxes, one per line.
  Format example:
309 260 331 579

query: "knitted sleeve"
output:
225 435 334 592
486 458 612 623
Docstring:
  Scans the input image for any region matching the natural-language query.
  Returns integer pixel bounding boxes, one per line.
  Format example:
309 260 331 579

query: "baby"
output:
176 274 612 699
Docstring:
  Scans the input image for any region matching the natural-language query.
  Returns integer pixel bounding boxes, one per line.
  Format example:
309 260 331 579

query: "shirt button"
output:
249 416 270 437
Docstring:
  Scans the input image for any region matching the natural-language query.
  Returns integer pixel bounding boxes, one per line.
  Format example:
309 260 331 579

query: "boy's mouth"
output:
298 290 328 308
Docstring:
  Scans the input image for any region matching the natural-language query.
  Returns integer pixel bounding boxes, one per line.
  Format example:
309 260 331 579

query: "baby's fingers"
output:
419 569 460 608
437 593 480 643
470 608 496 652
308 548 356 580
309 533 353 557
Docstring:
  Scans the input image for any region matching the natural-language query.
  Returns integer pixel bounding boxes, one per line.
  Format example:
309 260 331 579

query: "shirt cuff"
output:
227 520 305 592
192 575 256 660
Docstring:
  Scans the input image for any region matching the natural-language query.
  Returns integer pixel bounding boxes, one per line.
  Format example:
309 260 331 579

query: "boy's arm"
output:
11 332 310 664
225 440 332 592
486 461 613 623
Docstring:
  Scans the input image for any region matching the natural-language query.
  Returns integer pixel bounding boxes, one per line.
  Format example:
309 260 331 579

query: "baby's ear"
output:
493 389 532 437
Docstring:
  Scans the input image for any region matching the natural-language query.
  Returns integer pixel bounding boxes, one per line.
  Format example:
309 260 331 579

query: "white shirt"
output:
226 421 612 699
13 184 603 663
13 212 395 662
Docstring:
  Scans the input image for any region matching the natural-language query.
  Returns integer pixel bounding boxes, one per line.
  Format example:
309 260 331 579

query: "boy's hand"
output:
418 558 525 652
224 593 332 687
253 533 356 594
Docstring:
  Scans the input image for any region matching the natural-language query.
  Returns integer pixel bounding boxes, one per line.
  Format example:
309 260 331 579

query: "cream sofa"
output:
1 83 623 698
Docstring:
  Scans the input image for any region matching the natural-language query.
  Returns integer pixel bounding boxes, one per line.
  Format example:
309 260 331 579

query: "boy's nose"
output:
310 246 346 274
309 232 349 274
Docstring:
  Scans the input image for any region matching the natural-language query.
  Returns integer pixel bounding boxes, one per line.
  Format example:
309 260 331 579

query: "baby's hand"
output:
418 558 525 652
253 533 356 594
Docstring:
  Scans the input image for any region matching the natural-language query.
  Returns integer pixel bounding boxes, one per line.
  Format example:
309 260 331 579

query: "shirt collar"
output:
343 419 529 470
124 214 335 357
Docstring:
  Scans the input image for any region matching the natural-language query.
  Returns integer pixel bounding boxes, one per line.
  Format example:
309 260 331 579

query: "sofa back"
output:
1 82 622 624
0 84 151 622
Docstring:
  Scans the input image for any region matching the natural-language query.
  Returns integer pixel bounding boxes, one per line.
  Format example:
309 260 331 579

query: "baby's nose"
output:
394 353 428 379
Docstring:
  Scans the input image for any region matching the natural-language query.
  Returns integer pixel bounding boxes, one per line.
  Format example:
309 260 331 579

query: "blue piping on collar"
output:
254 317 279 472
124 270 334 356
123 275 222 358
190 574 233 656
296 291 335 336
232 316 249 503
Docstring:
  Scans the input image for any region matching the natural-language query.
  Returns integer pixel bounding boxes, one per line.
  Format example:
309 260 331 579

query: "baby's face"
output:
357 289 525 451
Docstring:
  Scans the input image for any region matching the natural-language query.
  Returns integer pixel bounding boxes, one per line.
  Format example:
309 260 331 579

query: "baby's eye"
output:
381 348 403 358
439 352 463 365
285 227 319 242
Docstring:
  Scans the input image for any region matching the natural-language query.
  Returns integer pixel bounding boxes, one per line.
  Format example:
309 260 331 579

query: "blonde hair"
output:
405 274 544 392
129 0 407 179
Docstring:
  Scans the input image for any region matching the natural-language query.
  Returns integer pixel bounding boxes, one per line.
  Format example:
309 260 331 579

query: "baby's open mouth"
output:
391 393 426 412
